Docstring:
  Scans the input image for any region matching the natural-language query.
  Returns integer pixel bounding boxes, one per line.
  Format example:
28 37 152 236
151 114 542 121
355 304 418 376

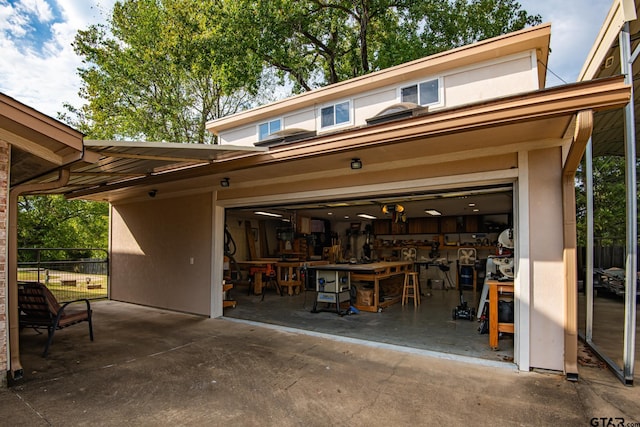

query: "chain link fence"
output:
18 248 108 302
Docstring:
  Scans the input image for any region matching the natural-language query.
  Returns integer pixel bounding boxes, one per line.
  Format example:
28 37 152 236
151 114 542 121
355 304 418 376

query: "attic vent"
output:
255 128 317 147
366 102 427 125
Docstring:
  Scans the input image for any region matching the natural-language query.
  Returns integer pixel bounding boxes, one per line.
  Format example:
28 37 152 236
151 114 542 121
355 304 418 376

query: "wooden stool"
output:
402 272 420 307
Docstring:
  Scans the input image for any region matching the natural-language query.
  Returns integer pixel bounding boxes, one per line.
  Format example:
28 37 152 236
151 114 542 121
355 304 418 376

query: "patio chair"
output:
18 282 94 357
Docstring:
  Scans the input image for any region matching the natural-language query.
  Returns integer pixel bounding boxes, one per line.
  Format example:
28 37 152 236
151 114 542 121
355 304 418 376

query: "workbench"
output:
487 279 514 350
310 261 413 313
276 260 328 295
237 259 279 295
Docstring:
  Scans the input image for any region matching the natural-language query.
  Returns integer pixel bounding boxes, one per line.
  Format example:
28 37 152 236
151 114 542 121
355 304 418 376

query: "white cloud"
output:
21 0 54 22
0 0 115 117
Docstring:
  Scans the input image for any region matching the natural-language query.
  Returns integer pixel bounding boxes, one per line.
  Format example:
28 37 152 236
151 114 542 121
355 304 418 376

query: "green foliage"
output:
223 0 541 91
63 0 541 136
575 155 639 246
18 195 109 259
66 0 264 143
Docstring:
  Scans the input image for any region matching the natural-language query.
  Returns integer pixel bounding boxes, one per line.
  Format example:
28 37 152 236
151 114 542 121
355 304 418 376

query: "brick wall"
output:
0 140 8 387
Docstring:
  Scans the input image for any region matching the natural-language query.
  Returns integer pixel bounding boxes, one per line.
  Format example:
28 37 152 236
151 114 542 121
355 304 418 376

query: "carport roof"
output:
17 140 266 195
579 0 640 157
1 93 83 185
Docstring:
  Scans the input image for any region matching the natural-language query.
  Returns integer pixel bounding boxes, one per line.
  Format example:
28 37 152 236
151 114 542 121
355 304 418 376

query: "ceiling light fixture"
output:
254 211 282 218
220 177 230 187
425 209 442 216
350 158 363 170
357 213 377 220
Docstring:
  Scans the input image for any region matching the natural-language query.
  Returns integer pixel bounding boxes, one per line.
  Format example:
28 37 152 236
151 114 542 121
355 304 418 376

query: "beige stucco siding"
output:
217 53 539 147
283 108 316 131
218 123 256 146
527 147 565 371
445 53 537 107
0 141 8 386
352 88 397 126
110 193 213 315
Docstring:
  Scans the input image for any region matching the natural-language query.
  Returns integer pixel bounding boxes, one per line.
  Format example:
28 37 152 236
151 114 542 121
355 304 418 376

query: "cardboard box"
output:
356 288 374 306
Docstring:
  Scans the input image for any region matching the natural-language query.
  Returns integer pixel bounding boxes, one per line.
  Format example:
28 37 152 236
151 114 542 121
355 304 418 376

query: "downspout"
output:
8 168 71 381
563 109 594 381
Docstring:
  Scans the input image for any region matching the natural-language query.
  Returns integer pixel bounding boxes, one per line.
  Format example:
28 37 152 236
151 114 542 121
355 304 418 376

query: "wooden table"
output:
276 260 328 296
310 261 413 313
237 259 278 295
487 279 514 350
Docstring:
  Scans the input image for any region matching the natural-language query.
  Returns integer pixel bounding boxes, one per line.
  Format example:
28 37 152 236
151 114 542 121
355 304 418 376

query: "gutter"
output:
562 109 594 382
8 167 73 381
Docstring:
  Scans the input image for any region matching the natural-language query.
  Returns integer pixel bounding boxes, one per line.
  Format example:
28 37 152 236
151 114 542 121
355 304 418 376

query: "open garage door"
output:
221 184 517 365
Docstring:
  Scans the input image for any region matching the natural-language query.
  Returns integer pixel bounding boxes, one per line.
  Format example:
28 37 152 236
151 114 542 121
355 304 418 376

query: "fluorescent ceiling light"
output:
468 203 476 207
254 211 282 218
425 209 442 216
357 213 377 220
326 202 350 207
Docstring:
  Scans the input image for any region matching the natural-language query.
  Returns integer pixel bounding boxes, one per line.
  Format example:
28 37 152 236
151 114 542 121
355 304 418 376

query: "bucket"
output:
460 266 473 287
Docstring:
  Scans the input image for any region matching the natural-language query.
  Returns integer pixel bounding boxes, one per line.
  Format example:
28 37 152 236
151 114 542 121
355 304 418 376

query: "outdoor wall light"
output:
350 158 363 169
220 177 230 187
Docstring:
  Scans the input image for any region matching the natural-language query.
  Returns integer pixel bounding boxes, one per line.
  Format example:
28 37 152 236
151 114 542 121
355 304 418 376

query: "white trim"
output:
210 192 225 318
257 117 283 141
219 168 518 208
398 76 444 108
317 99 354 132
515 151 531 371
530 51 541 89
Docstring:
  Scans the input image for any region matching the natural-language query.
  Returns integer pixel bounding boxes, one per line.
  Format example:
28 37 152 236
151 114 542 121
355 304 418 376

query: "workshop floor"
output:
224 285 515 365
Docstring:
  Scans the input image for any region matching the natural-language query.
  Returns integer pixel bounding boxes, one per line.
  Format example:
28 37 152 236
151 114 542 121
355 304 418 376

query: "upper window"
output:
320 101 351 128
258 119 282 141
401 78 440 106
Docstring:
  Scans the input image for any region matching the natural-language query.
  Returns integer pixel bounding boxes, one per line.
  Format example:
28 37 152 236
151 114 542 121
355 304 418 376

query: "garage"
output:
222 185 516 363
5 23 631 381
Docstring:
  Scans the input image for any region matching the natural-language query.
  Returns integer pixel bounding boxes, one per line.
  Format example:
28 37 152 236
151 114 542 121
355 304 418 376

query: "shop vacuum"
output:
452 288 476 321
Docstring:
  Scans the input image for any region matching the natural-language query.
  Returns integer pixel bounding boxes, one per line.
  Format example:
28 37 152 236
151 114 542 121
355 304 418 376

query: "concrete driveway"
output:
1 300 639 426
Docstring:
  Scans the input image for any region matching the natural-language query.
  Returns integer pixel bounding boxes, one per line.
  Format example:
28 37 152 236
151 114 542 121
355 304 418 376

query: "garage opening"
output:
222 184 515 364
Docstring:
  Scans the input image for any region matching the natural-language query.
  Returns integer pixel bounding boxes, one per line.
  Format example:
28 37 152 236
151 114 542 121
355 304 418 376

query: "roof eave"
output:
578 0 637 81
68 76 630 200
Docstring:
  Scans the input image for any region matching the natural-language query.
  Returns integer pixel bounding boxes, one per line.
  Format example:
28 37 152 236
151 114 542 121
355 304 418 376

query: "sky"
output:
0 0 615 119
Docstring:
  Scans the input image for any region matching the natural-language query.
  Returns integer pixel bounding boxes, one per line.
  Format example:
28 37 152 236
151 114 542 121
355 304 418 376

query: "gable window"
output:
320 101 351 128
401 78 440 106
258 119 281 141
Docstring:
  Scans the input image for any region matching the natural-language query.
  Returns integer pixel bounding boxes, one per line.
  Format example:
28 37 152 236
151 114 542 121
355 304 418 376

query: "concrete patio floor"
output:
1 300 639 426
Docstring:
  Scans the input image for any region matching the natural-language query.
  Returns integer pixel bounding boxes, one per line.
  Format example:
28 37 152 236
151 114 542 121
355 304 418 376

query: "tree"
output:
17 195 109 260
65 0 540 138
575 155 639 247
66 0 265 143
223 0 541 92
